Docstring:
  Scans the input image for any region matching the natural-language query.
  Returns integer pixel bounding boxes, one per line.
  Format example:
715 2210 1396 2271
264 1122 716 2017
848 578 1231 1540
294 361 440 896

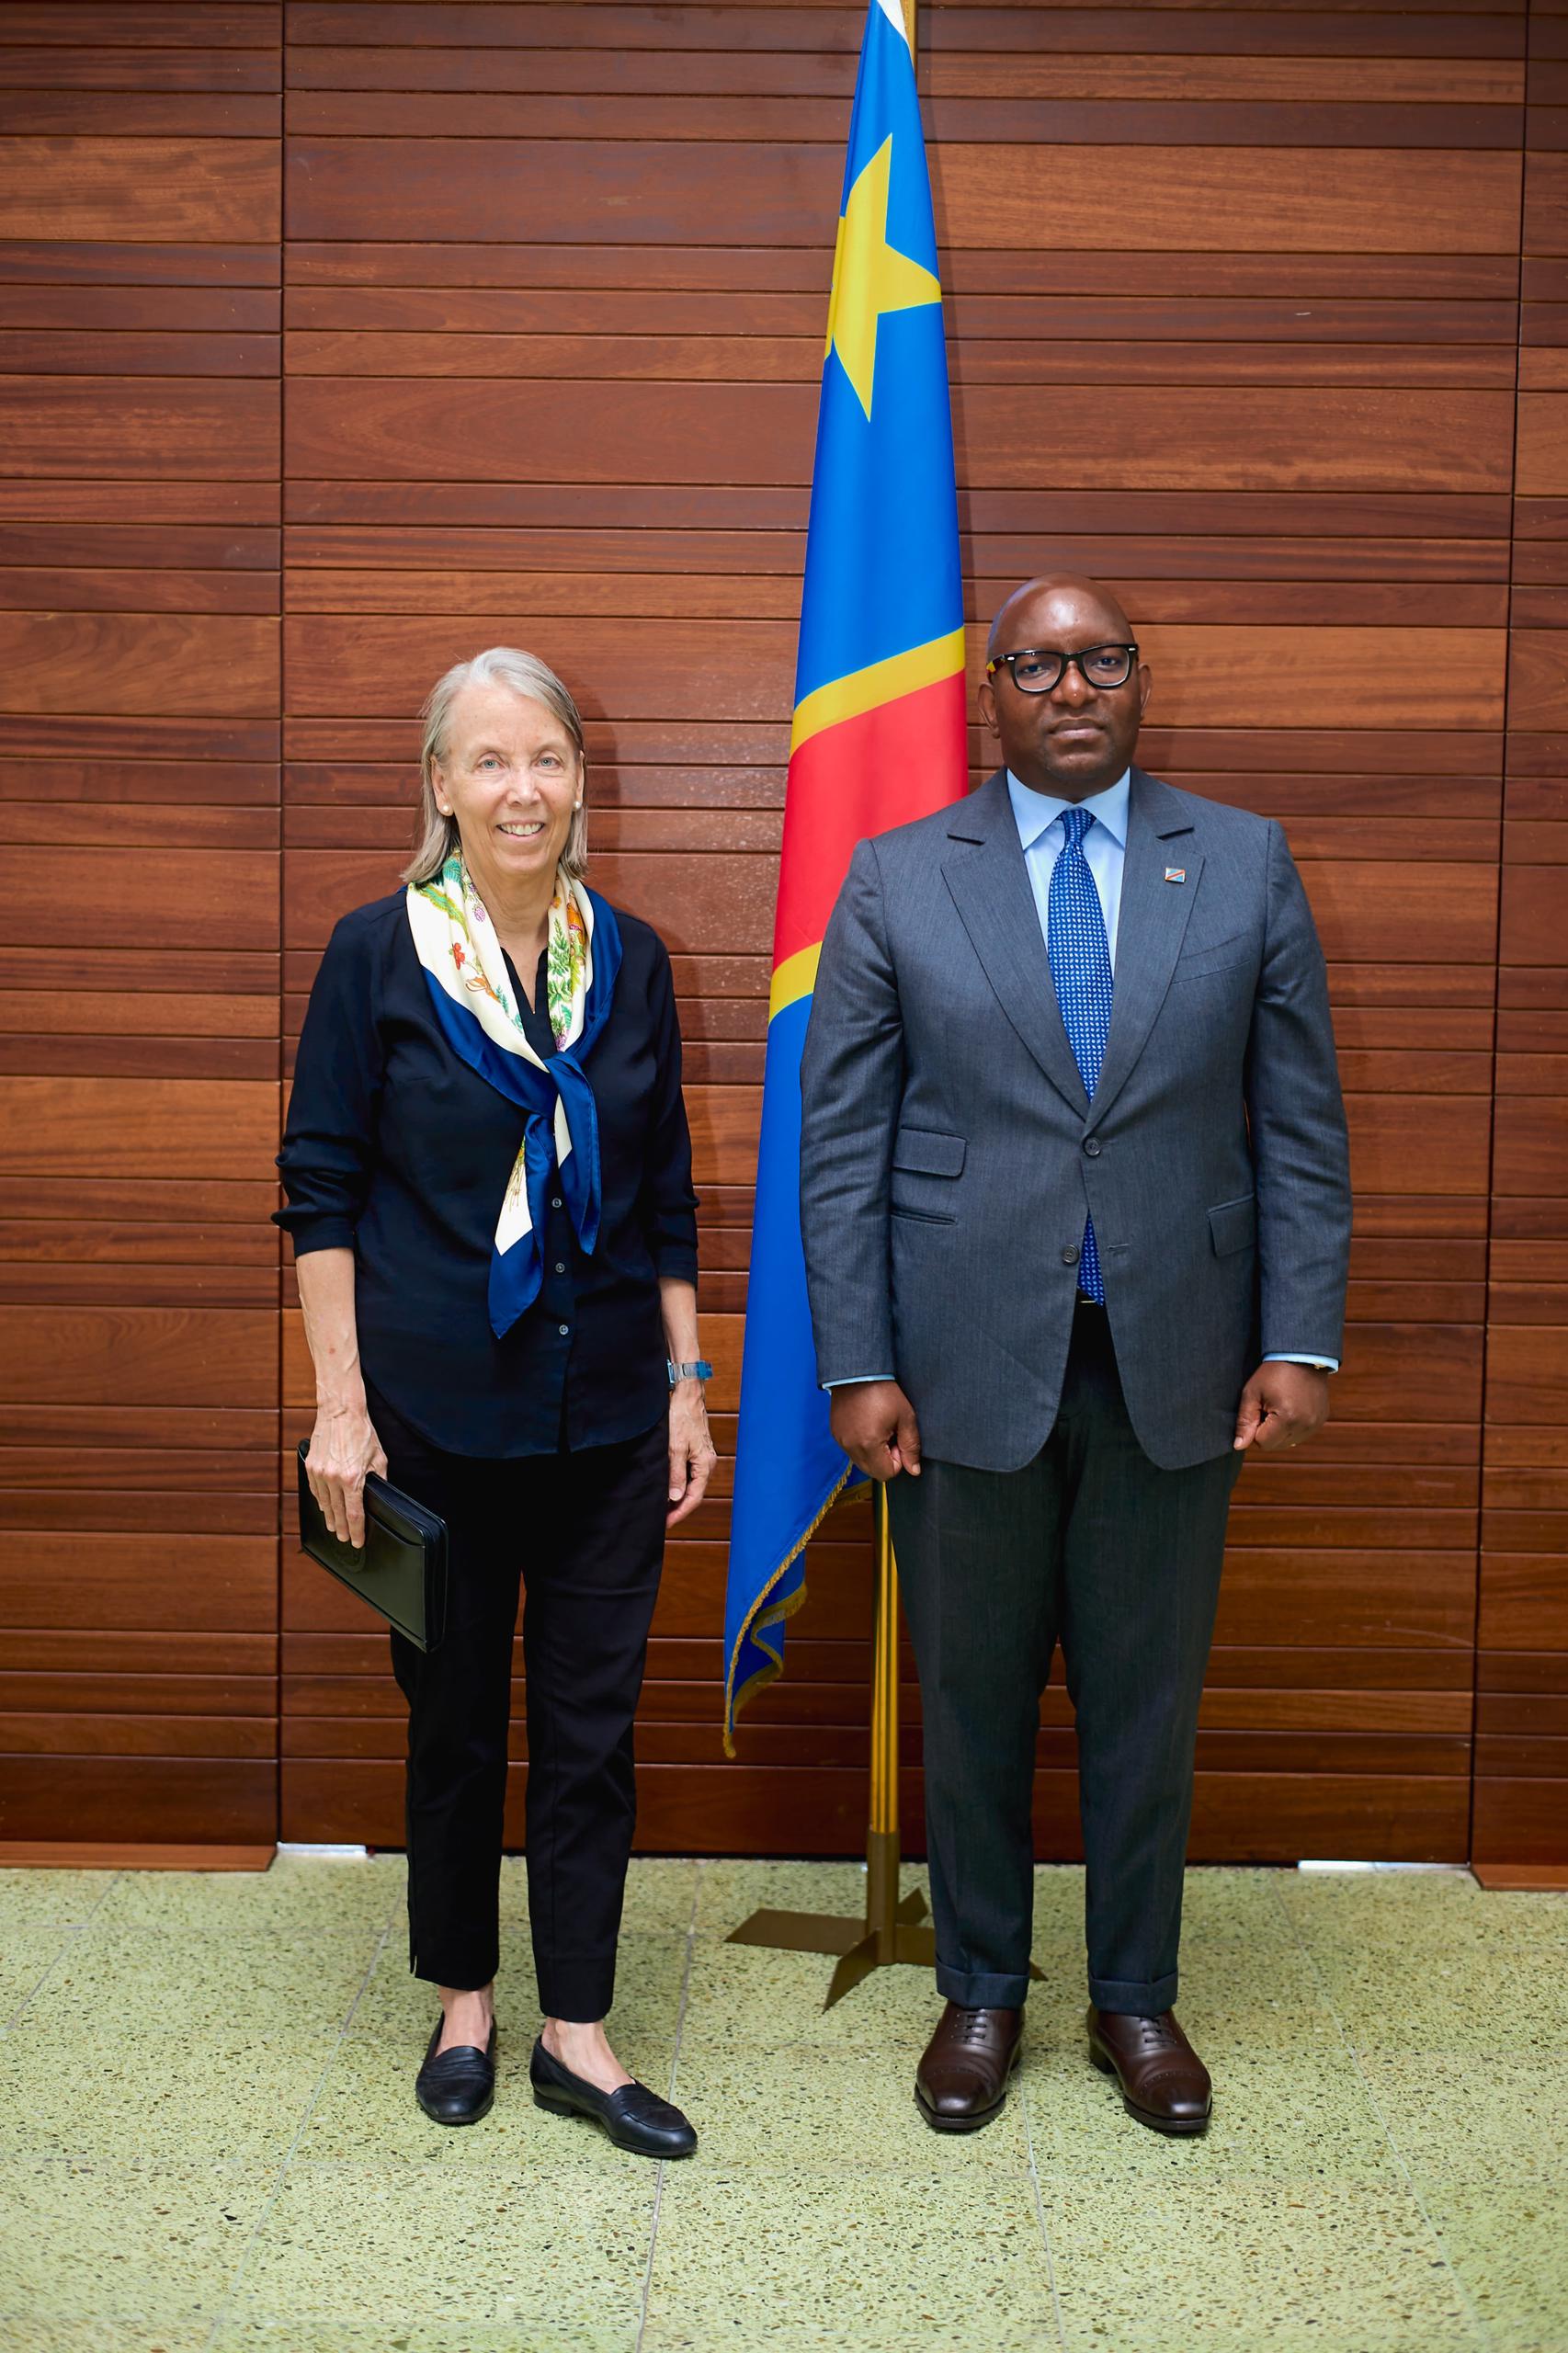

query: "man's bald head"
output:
985 574 1135 661
978 573 1151 801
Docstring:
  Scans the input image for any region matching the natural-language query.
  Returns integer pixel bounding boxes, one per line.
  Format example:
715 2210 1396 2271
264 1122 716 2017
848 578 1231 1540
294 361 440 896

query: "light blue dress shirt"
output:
823 771 1336 1381
1006 766 1130 972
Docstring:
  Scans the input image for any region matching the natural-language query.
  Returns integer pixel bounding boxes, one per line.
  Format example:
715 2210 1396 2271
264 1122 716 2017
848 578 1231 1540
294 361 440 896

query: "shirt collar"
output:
1006 766 1131 855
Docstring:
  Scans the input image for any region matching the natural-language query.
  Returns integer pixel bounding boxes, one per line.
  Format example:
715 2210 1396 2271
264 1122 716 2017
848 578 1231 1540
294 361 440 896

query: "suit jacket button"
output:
1062 1245 1080 1265
1083 1137 1101 1157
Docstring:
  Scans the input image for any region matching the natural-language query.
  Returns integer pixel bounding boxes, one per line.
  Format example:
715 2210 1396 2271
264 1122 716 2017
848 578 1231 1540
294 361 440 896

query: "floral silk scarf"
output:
405 852 623 1336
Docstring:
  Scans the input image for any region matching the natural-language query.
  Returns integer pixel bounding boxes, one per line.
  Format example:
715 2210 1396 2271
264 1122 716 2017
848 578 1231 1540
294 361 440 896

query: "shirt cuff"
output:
1263 1353 1339 1372
651 1243 699 1287
822 1375 894 1390
279 1221 359 1256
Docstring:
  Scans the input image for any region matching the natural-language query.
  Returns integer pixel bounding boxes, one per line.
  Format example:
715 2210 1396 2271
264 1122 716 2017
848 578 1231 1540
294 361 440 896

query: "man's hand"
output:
1233 1362 1330 1455
829 1380 923 1482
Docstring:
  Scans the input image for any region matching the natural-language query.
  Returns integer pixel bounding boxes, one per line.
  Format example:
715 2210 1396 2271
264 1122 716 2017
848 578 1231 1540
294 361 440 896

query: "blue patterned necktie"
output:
1046 804 1113 1302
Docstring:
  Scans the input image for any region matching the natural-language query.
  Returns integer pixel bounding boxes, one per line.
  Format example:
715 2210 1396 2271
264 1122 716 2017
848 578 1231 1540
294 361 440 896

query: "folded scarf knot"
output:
405 855 622 1336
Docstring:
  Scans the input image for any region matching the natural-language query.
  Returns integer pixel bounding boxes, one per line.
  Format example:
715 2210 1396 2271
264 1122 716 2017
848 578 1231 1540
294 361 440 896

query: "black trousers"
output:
367 1381 669 2022
887 1301 1243 2016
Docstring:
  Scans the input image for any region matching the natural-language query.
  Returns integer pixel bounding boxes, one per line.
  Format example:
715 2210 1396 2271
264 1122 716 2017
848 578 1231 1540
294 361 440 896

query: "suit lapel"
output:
1090 766 1201 1124
941 771 1090 1120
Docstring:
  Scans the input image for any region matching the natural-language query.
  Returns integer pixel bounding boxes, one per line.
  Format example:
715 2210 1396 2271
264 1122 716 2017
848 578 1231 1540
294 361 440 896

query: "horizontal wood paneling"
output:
0 138 278 241
285 137 1518 255
0 1758 276 1844
6 0 1559 1868
284 53 1525 112
0 1308 276 1409
272 0 1515 1867
0 614 278 717
0 381 279 479
0 3 283 1856
0 1533 276 1634
284 97 1520 153
287 379 1515 494
0 1079 279 1177
278 1759 1470 1865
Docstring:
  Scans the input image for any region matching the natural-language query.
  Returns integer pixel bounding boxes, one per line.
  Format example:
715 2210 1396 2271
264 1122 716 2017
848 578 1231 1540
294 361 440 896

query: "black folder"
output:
295 1441 448 1653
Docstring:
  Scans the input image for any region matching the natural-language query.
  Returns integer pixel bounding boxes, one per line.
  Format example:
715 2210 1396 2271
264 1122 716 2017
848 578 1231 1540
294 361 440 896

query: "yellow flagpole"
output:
863 1490 906 1967
868 1494 899 1840
903 0 917 54
728 1480 937 2006
732 1476 1039 2005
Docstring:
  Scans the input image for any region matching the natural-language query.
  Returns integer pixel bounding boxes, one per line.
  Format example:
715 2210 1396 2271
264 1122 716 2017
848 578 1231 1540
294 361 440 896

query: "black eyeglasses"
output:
985 643 1139 694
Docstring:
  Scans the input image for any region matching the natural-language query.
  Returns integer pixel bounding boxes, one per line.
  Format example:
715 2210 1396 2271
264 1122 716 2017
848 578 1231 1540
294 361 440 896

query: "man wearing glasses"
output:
799 574 1350 2137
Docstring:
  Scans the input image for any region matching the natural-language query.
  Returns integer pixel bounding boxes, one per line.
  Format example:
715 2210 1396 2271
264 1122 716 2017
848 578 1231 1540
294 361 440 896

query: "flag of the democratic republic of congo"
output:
722 0 967 1751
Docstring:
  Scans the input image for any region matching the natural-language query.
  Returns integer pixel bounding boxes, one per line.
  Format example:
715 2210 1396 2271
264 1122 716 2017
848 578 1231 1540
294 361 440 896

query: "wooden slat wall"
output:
0 3 283 1847
271 0 1516 1863
2 0 1562 1869
1478 0 1568 1867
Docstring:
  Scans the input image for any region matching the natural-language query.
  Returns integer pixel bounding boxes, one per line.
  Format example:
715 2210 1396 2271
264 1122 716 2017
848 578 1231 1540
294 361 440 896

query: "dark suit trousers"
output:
367 1380 668 2021
888 1301 1243 2015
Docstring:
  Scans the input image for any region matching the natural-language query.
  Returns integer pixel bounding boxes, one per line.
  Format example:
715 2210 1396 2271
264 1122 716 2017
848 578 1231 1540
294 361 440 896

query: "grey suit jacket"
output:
799 767 1352 1472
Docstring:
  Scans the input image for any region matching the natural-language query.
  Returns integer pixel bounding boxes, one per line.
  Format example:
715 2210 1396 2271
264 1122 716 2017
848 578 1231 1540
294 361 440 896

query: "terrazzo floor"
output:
0 1855 1563 2351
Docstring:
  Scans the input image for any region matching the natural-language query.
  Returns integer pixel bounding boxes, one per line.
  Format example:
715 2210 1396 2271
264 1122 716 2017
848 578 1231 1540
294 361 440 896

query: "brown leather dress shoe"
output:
1086 2005 1211 2135
915 2001 1023 2132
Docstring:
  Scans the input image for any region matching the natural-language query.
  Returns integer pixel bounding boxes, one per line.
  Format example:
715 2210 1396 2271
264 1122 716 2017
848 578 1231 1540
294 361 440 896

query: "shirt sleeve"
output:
274 910 386 1257
641 933 699 1287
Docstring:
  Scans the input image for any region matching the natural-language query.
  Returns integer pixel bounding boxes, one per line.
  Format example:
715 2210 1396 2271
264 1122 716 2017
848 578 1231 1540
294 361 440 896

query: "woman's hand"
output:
665 1380 717 1531
306 1395 387 1549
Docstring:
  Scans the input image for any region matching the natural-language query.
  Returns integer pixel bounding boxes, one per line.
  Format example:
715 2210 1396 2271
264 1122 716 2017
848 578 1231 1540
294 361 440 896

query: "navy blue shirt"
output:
276 891 699 1458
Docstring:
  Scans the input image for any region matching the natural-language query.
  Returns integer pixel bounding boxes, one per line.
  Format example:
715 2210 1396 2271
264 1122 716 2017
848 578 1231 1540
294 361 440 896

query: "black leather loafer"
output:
529 2037 697 2158
415 2016 496 2126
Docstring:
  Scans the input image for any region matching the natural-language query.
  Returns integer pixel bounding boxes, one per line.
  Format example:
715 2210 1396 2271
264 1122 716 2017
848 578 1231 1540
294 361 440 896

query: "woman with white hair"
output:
278 647 712 2156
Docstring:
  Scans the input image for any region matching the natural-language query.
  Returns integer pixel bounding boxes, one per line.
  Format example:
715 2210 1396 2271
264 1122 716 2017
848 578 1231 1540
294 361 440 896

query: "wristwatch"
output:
667 1358 713 1388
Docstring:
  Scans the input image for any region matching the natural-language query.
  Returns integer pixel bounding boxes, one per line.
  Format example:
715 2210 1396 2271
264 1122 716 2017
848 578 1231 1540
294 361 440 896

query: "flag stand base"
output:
727 1489 1042 2009
726 1828 939 2009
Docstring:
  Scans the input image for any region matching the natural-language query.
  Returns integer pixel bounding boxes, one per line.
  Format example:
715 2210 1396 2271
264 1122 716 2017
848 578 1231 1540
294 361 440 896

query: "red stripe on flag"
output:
772 669 968 972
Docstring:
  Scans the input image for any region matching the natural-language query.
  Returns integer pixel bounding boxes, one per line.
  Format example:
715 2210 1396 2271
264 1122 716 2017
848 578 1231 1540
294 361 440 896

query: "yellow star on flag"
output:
824 133 942 421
